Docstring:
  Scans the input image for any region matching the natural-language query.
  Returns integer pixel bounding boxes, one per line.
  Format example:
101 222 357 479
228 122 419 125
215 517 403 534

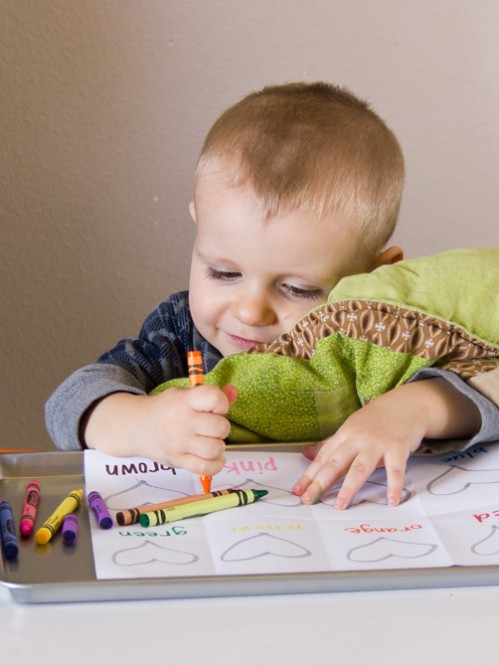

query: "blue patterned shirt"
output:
45 291 222 450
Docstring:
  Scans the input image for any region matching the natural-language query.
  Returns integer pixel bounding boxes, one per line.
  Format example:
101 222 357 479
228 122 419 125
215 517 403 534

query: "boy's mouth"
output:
226 333 265 350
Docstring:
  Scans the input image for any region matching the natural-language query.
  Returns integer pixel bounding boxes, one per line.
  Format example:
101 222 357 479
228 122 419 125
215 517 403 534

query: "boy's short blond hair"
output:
196 82 405 255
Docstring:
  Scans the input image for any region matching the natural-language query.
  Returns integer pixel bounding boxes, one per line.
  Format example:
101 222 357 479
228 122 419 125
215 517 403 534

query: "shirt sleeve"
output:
45 363 147 451
44 291 222 451
408 367 499 452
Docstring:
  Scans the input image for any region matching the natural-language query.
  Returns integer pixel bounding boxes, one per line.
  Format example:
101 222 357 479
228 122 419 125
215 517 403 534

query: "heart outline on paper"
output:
112 540 199 566
221 532 312 562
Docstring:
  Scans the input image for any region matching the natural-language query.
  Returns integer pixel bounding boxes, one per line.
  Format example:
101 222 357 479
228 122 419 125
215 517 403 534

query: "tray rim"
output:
3 449 499 604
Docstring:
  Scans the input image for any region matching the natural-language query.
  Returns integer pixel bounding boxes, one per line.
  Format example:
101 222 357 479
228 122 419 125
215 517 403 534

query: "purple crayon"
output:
88 491 113 529
62 513 78 545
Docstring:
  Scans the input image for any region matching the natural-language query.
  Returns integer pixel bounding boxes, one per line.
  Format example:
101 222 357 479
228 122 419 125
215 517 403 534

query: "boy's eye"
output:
284 284 323 301
206 266 241 281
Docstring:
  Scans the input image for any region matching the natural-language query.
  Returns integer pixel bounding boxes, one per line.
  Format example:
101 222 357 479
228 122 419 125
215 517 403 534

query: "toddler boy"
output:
46 82 486 508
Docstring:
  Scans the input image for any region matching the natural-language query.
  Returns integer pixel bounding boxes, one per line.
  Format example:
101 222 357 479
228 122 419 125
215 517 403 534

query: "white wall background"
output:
1 1 498 450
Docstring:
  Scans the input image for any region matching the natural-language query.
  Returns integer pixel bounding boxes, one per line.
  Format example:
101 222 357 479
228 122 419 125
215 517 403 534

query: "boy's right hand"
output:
83 384 237 474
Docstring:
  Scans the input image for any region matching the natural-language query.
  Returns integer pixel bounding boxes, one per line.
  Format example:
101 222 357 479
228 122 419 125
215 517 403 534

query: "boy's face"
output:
188 176 375 357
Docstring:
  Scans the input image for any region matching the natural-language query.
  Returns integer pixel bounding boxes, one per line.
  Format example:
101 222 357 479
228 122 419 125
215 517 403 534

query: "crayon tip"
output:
115 512 125 526
35 528 51 545
3 542 19 559
100 517 113 529
139 513 151 527
20 520 34 538
252 489 269 500
200 475 212 493
62 532 77 545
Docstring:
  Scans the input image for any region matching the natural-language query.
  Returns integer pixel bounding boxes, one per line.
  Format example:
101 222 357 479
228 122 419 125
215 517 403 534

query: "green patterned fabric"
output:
152 248 499 442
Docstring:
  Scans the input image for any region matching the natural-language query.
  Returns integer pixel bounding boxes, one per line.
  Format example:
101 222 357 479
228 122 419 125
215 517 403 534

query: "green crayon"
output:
140 488 268 526
116 488 241 526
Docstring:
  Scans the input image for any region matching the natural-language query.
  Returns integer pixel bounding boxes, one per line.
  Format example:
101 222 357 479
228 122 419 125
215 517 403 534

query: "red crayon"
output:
187 350 212 493
20 480 41 537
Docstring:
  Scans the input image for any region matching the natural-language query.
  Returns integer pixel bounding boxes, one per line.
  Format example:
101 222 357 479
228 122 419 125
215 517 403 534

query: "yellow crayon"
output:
116 488 241 525
140 488 268 526
35 489 83 545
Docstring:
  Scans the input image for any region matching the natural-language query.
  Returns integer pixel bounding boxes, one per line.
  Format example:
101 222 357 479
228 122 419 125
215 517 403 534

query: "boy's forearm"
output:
398 377 481 441
82 392 147 457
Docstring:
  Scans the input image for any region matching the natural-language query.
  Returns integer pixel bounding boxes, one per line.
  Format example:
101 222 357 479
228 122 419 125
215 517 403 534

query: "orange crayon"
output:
187 350 204 387
187 350 212 493
199 475 212 493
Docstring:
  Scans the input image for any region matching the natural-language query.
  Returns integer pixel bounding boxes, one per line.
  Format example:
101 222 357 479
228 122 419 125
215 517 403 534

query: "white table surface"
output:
1 583 498 664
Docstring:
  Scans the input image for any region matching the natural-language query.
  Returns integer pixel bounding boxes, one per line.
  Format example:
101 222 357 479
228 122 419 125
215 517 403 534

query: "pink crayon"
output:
88 491 113 529
20 480 41 537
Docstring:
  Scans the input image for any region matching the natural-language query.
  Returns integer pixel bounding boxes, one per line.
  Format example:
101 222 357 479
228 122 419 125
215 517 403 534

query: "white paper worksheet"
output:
84 444 499 580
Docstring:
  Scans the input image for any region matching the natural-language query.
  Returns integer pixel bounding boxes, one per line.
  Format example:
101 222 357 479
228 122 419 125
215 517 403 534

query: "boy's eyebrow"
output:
195 246 238 267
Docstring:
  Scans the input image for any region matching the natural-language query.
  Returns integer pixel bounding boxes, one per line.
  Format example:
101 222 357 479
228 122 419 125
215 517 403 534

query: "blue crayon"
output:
62 513 78 545
0 501 19 560
88 491 113 529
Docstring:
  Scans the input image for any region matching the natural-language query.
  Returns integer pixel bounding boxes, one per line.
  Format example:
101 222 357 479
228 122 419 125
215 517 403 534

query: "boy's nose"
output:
231 292 277 327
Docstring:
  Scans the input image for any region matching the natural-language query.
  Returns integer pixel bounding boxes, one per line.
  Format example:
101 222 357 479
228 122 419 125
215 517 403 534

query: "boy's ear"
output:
189 201 197 223
373 245 404 269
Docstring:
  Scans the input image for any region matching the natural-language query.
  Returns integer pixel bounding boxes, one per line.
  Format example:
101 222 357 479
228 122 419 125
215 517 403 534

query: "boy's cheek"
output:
190 294 218 330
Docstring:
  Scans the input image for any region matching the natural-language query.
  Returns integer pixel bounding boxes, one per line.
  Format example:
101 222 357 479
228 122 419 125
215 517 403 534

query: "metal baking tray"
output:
2 450 499 604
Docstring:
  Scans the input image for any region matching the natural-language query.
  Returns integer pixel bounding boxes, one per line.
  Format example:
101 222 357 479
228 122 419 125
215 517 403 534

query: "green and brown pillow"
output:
153 248 499 443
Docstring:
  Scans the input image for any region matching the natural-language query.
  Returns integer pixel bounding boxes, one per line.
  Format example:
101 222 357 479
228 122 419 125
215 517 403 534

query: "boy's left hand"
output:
291 378 481 509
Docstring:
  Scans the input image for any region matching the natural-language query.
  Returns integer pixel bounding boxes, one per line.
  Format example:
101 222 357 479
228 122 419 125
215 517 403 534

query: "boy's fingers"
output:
293 476 327 504
336 453 408 509
291 473 313 497
300 442 323 461
294 448 348 502
189 384 232 414
176 451 227 476
192 411 231 440
179 430 227 462
333 454 378 510
385 455 409 507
